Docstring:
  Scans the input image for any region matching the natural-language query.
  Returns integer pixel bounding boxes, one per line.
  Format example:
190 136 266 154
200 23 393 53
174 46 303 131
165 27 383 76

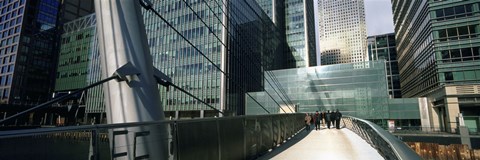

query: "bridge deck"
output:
259 127 384 160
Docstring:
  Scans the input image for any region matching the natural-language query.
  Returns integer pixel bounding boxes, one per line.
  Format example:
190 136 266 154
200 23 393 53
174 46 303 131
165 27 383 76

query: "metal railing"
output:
389 126 479 135
343 116 422 160
0 113 305 160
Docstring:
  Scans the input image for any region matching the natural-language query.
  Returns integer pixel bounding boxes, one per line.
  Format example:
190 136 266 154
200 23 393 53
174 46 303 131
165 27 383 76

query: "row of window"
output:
0 44 17 55
56 68 88 79
0 6 22 22
437 25 478 42
174 63 221 76
444 70 480 82
166 98 219 105
434 3 477 21
0 0 22 14
0 16 22 30
439 47 480 63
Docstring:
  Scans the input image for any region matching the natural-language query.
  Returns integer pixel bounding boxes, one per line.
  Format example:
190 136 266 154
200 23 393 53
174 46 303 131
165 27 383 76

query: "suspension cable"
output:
0 76 118 124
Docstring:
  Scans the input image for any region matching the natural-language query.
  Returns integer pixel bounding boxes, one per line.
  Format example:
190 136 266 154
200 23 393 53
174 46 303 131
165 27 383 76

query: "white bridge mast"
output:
94 0 167 159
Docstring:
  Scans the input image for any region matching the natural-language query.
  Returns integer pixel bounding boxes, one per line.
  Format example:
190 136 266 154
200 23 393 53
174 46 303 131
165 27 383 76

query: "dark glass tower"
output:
368 33 401 98
256 0 317 68
0 0 61 105
143 0 287 117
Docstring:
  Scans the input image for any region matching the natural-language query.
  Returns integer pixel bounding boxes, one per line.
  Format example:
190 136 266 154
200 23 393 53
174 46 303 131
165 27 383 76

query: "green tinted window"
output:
464 71 476 80
453 71 464 80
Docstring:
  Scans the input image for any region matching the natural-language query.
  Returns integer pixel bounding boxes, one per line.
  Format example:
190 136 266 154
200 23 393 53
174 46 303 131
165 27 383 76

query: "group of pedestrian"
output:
304 109 342 131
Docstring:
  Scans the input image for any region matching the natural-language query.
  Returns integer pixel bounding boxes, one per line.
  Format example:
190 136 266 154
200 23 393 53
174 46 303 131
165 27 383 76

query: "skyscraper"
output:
318 0 368 65
55 13 103 124
392 1 480 132
256 0 317 68
285 0 317 67
368 33 401 98
0 0 61 105
143 0 287 117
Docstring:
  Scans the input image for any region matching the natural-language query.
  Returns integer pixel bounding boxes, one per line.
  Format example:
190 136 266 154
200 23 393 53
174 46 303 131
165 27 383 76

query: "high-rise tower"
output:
143 0 286 117
318 0 368 65
368 33 401 98
392 0 480 132
0 0 61 105
256 0 317 68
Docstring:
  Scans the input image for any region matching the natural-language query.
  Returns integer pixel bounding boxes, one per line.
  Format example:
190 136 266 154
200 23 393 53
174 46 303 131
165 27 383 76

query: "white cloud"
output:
364 0 395 36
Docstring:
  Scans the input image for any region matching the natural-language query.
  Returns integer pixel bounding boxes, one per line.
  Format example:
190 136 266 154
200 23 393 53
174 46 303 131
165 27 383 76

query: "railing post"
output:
89 129 99 160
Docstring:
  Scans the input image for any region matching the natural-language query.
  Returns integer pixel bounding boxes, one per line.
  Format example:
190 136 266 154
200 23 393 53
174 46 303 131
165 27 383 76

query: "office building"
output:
55 13 103 124
392 1 480 132
256 0 317 67
0 0 61 105
246 60 422 127
0 0 95 125
143 0 287 117
318 0 368 65
368 33 401 98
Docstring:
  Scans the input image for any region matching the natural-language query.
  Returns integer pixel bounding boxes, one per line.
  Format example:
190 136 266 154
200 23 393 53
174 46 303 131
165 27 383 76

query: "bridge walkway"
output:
259 126 384 160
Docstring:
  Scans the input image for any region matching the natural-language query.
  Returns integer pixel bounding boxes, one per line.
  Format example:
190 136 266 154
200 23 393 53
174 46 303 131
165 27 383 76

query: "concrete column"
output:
95 0 167 159
200 110 204 118
445 97 460 133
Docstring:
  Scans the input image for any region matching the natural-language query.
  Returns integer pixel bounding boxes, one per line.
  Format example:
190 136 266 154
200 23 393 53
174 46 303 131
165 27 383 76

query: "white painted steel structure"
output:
94 0 167 159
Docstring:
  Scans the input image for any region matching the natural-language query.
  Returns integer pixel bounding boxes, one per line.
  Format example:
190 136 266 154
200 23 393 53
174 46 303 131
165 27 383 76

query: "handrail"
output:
0 113 305 160
343 116 422 160
0 113 300 138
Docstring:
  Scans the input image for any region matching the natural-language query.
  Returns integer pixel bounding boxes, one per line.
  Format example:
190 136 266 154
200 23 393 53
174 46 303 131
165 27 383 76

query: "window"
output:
461 48 472 57
445 72 453 81
453 72 464 80
436 9 444 17
464 71 475 80
454 5 465 14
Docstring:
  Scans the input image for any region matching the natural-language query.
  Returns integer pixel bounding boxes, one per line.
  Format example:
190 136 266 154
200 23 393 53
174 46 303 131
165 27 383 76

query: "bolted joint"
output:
113 62 141 82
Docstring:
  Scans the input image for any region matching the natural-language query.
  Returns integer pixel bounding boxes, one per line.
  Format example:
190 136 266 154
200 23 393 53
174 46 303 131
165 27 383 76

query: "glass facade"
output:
246 61 420 121
285 0 317 67
55 13 103 115
368 33 401 98
255 0 317 68
0 0 61 104
392 0 480 131
318 0 368 65
56 15 95 91
143 0 288 116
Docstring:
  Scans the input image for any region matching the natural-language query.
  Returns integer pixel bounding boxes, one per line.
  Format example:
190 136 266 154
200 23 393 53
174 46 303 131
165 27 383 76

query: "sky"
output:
364 0 395 36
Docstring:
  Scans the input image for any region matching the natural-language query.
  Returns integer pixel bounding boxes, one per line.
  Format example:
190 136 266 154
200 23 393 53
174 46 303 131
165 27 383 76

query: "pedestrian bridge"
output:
0 114 420 160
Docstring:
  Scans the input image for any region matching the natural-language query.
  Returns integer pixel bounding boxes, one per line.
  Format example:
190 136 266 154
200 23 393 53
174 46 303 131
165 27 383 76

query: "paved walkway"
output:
258 127 384 160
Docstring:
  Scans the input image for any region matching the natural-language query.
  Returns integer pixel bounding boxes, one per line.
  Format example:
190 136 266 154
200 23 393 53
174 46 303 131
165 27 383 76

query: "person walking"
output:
335 109 342 129
331 110 336 127
325 110 331 129
304 113 312 131
314 111 321 130
321 111 326 127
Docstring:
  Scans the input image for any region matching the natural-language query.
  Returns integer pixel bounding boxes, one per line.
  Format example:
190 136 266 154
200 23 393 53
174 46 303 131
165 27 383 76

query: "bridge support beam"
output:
95 0 167 159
